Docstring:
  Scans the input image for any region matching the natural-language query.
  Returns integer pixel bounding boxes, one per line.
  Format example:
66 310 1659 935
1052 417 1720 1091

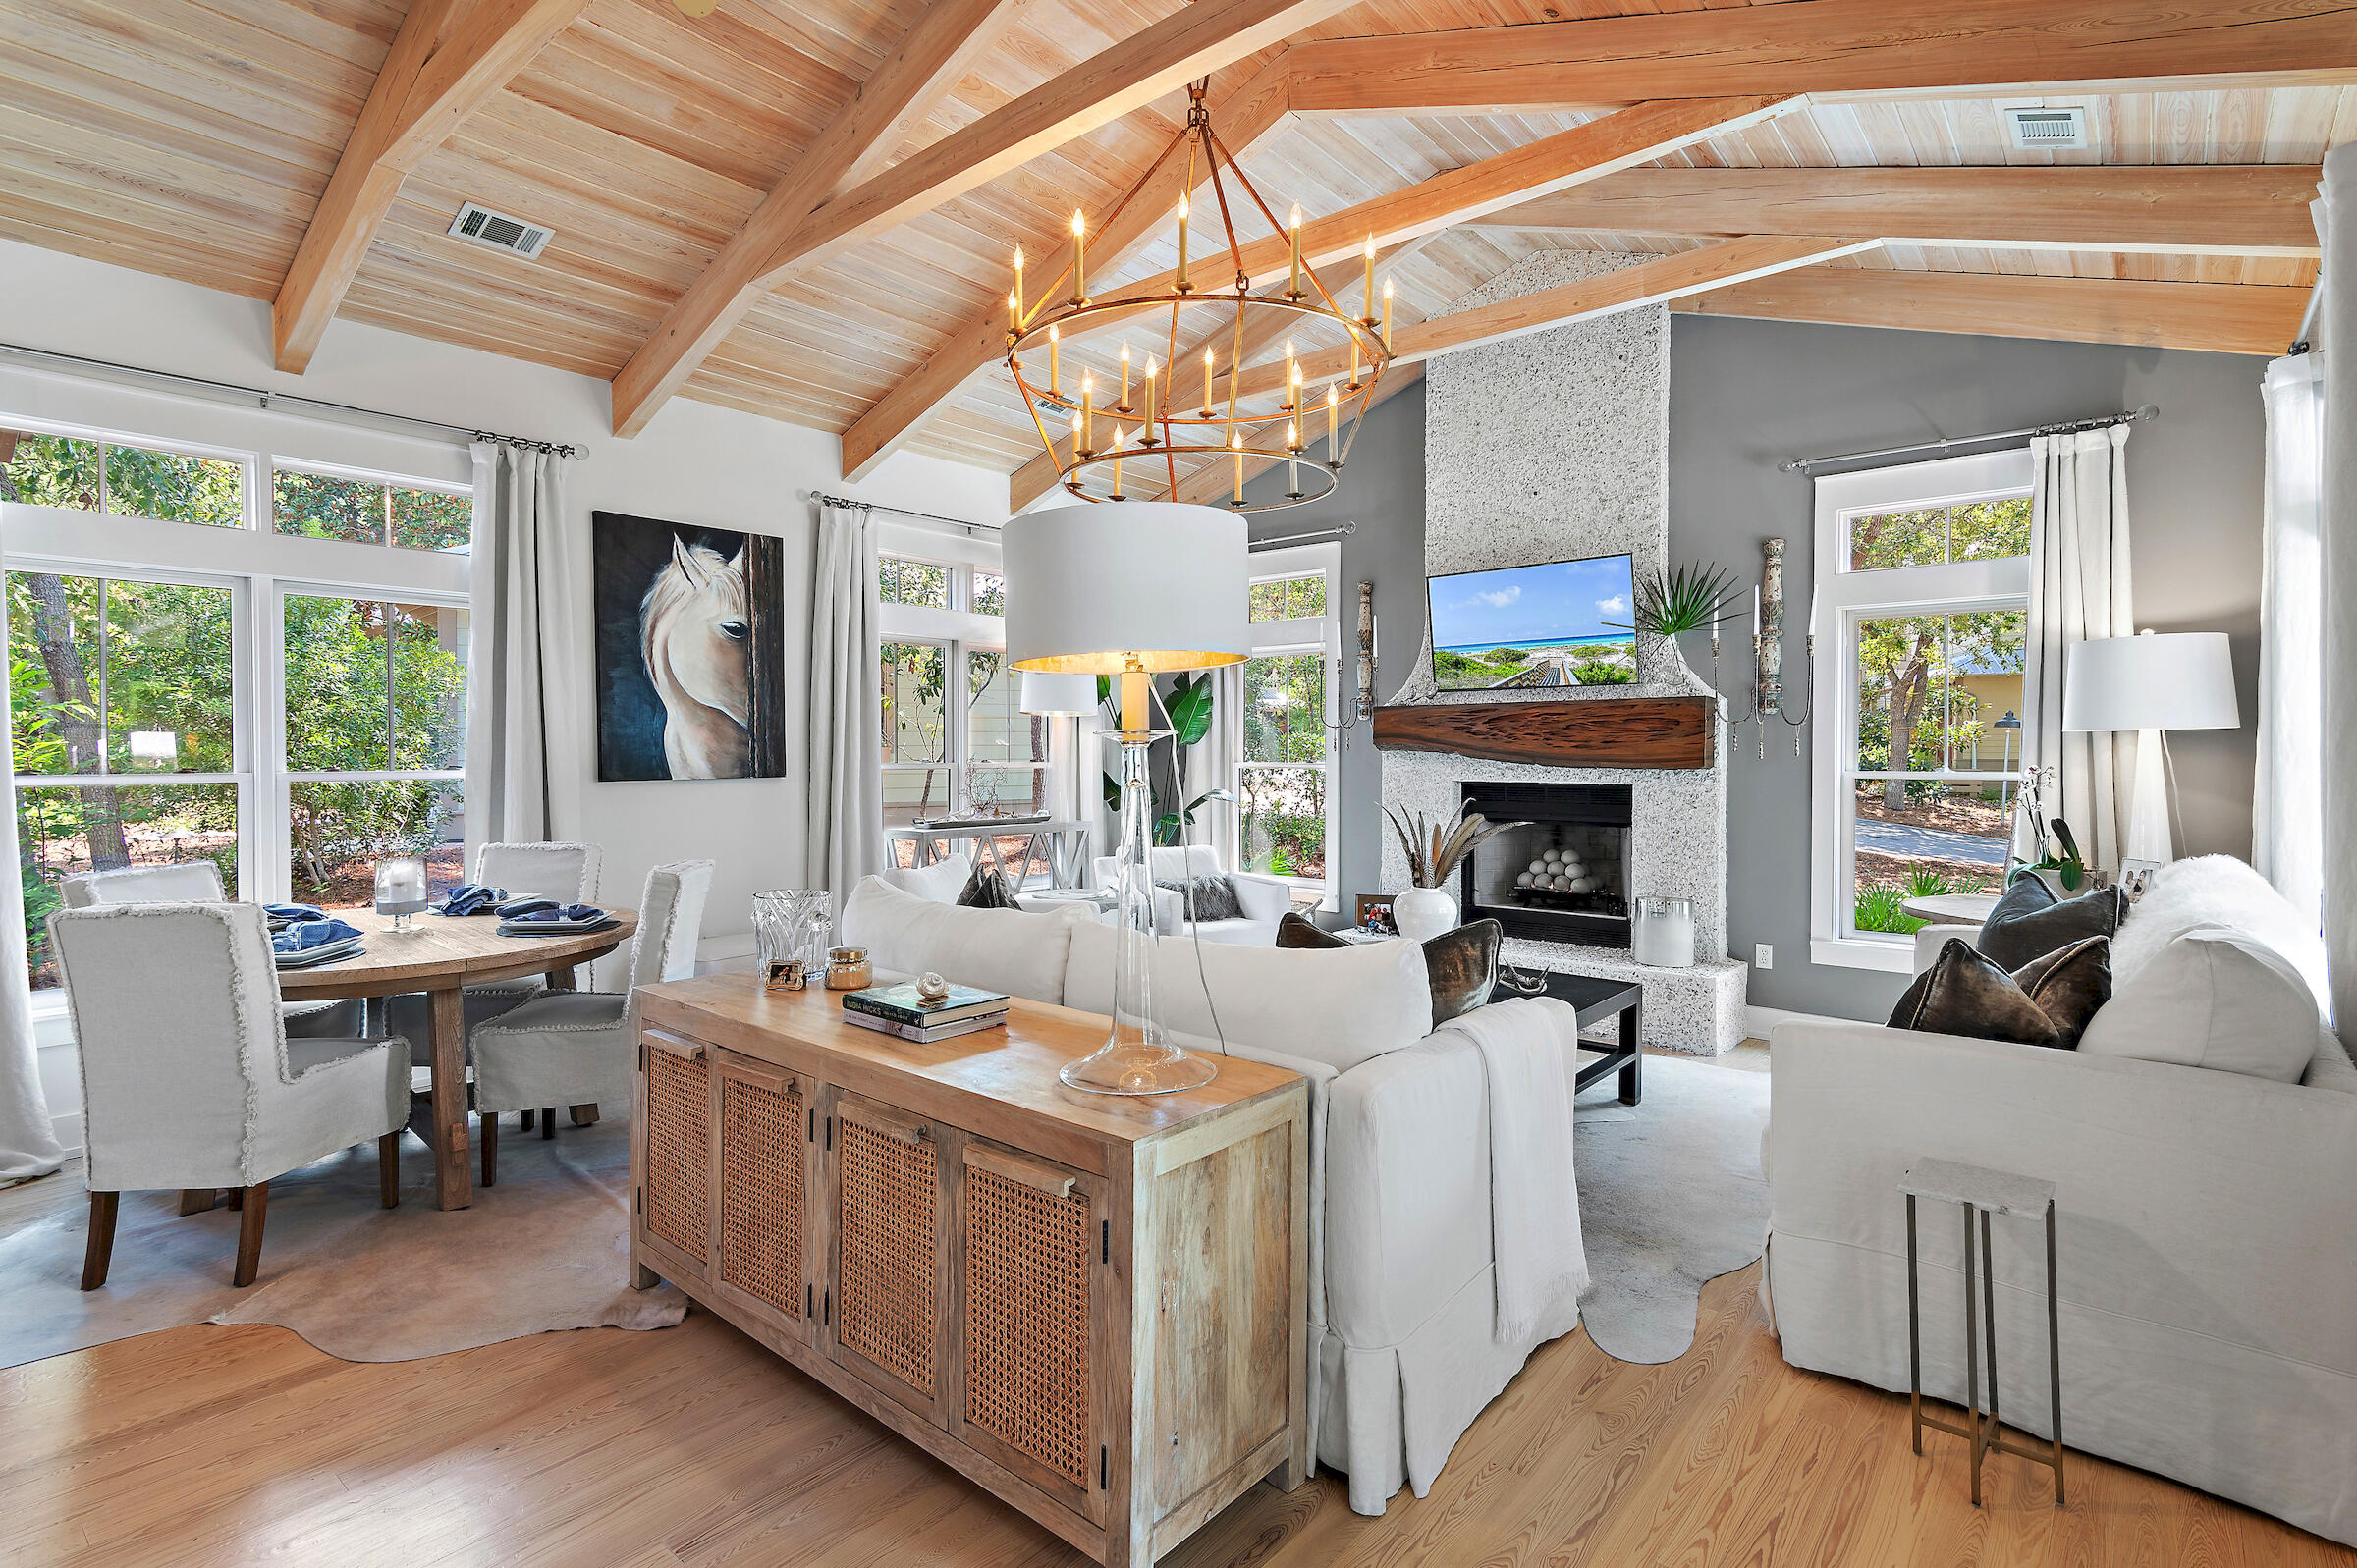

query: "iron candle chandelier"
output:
1003 81 1396 512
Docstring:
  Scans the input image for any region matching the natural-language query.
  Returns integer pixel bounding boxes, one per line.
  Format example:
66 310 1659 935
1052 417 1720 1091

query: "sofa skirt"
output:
1313 1264 1584 1515
1771 1229 2357 1548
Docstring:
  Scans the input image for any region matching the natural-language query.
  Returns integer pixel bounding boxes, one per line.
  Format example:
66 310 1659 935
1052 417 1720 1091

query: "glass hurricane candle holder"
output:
374 855 429 932
753 890 833 992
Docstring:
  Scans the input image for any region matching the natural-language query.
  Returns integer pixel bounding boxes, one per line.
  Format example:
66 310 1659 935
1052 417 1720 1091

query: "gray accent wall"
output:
1243 382 1426 927
1673 314 2269 1020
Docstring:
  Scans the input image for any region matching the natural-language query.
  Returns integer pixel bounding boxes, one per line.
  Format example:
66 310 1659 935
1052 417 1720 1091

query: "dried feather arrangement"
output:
1384 803 1528 890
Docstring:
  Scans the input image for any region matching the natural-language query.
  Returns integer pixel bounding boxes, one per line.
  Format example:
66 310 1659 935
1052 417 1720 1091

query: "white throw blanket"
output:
1432 996 1590 1342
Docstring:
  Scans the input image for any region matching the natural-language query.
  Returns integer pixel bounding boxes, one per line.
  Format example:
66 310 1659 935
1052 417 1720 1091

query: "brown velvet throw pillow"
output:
1277 911 1504 1023
1975 874 2128 971
1889 935 2112 1050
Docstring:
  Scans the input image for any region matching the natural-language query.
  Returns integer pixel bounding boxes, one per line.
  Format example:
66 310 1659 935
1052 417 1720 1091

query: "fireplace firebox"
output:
1459 782 1633 947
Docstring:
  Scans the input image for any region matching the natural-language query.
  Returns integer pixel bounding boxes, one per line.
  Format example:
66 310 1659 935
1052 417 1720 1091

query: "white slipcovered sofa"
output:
839 874 1585 1513
1766 856 2357 1546
1089 843 1293 946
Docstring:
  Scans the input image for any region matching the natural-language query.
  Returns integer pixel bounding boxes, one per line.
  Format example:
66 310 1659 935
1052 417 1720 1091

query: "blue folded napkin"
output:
264 902 326 925
495 896 558 919
507 903 603 924
435 884 509 916
272 918 361 954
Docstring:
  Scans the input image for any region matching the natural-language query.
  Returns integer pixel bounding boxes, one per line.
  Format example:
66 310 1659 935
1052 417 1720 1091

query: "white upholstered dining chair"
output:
470 859 712 1184
55 860 364 1038
50 901 411 1288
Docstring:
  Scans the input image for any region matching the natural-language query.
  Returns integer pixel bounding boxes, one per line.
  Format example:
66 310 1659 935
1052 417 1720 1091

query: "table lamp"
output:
1021 671 1099 836
2061 630 2239 865
1007 501 1248 1095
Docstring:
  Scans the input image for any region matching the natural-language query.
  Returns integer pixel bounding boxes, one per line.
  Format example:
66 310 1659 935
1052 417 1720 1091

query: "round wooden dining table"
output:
276 905 637 1211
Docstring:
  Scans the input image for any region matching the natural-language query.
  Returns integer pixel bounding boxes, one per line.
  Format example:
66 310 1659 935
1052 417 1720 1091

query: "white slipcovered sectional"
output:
838 874 1584 1513
1767 857 2357 1546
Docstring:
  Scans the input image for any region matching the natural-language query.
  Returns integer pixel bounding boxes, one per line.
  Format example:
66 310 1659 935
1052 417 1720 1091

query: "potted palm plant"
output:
1384 803 1526 940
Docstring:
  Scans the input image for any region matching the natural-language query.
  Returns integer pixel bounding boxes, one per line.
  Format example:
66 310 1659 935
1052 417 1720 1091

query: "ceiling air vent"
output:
2003 107 2090 151
447 201 554 260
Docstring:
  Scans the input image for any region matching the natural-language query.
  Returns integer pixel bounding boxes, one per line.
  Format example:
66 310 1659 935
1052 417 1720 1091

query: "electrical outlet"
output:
1753 943 1774 970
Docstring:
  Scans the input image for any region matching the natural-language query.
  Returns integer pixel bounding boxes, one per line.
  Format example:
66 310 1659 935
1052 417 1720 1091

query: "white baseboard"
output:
1745 1003 1849 1042
44 1110 82 1162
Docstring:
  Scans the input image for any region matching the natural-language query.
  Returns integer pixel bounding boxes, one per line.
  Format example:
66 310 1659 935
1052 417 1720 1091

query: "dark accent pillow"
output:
1888 935 2111 1050
1277 911 1504 1024
1155 874 1243 923
956 862 1019 909
1976 875 2128 970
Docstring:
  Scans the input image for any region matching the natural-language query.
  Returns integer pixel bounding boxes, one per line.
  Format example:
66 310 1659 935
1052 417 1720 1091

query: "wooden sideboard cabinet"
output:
630 976 1311 1567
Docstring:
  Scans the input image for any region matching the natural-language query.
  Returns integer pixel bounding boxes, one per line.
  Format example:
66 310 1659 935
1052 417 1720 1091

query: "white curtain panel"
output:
2022 424 2138 875
0 517 64 1181
2255 353 2327 930
465 442 575 846
806 500 882 912
2320 144 2357 1036
1186 665 1245 870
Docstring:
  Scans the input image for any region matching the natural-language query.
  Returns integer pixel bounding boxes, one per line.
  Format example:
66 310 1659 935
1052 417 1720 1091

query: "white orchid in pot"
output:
1384 803 1526 941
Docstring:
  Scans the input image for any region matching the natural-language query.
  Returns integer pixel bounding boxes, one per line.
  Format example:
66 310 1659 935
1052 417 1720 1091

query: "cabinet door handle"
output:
856 1104 932 1146
728 1062 795 1097
644 1029 705 1061
966 1142 1076 1200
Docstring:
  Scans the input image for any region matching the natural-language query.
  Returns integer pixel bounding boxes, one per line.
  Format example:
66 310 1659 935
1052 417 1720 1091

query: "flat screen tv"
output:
1426 553 1638 691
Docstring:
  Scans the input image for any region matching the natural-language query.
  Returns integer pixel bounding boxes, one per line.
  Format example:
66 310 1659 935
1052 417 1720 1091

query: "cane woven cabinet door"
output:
955 1138 1109 1524
826 1090 953 1424
639 1029 714 1284
715 1052 814 1343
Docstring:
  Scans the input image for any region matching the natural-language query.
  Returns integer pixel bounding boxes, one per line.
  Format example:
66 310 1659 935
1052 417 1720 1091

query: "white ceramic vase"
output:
1392 886 1458 942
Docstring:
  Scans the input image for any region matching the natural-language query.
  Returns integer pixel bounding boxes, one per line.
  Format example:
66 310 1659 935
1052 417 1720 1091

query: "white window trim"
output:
4 398 472 1014
1808 451 2033 973
1240 541 1341 910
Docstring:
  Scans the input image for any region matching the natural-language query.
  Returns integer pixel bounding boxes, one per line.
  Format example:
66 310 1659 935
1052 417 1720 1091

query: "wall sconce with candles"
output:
1709 538 1814 759
1317 580 1378 732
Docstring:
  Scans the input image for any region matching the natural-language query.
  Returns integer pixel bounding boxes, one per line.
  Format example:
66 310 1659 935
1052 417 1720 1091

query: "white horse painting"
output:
639 534 752 778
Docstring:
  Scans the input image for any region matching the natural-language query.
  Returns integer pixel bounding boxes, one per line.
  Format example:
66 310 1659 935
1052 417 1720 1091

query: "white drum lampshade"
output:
1003 501 1250 1096
2062 630 2240 865
1018 671 1098 717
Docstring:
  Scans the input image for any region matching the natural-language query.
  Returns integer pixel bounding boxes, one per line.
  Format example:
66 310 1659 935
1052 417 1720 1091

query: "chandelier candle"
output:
1080 373 1094 457
1175 195 1190 292
1069 209 1086 304
1201 348 1214 418
1111 427 1124 499
1288 204 1303 298
1382 279 1394 349
1232 434 1243 504
1326 382 1338 454
1142 355 1159 439
1048 323 1060 395
1119 343 1131 412
1362 237 1375 322
1012 246 1023 318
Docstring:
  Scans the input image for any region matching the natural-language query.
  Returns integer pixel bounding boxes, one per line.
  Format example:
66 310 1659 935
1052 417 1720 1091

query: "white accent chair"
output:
469 859 712 1184
1091 843 1292 945
51 901 411 1288
55 860 362 1039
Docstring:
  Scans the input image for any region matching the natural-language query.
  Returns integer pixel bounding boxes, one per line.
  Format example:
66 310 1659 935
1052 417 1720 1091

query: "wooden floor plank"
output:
2 1204 2348 1567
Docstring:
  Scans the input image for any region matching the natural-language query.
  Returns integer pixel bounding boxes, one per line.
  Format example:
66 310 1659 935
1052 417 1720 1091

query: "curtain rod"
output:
0 342 587 458
1250 521 1356 551
1780 404 2159 474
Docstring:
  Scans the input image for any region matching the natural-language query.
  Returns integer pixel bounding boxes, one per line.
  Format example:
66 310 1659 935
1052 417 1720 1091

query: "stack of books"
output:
841 981 1010 1043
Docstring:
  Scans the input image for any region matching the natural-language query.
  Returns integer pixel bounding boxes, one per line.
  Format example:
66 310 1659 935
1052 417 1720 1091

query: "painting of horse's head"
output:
593 512 784 783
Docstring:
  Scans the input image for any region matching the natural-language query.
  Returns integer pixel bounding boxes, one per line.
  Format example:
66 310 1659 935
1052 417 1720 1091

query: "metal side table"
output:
1900 1158 2065 1507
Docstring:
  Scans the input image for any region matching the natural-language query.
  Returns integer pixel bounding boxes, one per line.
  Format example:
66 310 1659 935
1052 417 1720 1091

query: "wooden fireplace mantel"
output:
1372 695 1716 770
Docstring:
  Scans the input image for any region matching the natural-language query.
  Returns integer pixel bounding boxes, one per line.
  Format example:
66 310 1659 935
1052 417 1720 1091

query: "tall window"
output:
1810 451 2032 971
2 414 470 991
875 551 1051 865
1236 548 1339 906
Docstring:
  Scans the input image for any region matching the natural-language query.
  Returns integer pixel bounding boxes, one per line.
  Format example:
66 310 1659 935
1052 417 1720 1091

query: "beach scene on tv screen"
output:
1428 555 1638 690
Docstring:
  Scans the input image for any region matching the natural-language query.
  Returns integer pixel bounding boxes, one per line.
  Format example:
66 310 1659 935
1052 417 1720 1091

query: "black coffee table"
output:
1488 967 1644 1105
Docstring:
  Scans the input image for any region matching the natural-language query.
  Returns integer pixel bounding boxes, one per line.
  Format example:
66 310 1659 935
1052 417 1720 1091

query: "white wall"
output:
0 239 1010 1148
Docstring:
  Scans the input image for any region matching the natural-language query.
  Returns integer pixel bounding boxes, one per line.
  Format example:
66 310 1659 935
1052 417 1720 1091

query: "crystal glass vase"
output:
753 890 833 990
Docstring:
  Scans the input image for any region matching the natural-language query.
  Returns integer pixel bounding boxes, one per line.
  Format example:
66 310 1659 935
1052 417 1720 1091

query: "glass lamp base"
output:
1058 1041 1219 1097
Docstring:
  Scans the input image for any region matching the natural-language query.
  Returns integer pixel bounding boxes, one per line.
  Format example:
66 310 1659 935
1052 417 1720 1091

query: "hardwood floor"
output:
4 1254 2347 1567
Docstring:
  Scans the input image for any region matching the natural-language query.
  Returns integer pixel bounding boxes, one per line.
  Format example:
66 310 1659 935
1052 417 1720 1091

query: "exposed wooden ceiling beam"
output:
1285 0 2357 118
841 55 1294 481
616 0 1355 440
610 0 1020 439
274 0 589 373
1673 268 2311 356
1476 165 2324 256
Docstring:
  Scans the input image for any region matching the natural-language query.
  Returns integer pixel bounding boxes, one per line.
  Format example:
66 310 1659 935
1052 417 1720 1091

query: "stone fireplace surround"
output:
1378 249 1747 1055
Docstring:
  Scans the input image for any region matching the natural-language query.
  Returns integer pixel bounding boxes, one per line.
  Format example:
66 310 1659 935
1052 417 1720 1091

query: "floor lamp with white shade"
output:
1007 501 1249 1095
2062 630 2241 865
1020 670 1098 875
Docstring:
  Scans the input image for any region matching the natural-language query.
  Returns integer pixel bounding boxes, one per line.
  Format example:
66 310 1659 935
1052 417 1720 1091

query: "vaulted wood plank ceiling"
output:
0 0 2345 497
